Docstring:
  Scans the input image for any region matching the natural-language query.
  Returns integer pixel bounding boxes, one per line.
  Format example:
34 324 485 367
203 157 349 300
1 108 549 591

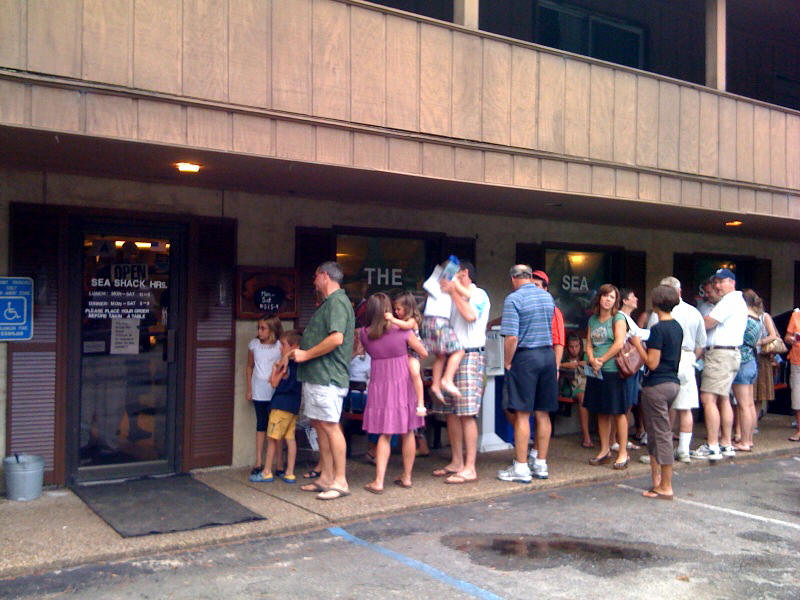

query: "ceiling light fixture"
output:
176 162 201 173
724 220 743 227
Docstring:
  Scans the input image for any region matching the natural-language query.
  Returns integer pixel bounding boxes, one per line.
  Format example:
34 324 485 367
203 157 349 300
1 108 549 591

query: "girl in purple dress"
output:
360 293 428 493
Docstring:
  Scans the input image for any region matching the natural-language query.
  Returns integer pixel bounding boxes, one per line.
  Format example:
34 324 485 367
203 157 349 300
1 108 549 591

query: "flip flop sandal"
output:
444 474 478 484
788 436 800 442
643 488 674 501
302 470 321 479
432 467 459 477
300 482 328 493
363 484 384 495
393 479 412 488
317 487 351 500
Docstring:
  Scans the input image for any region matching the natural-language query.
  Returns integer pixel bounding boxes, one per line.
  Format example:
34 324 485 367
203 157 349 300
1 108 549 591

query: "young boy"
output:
250 330 302 483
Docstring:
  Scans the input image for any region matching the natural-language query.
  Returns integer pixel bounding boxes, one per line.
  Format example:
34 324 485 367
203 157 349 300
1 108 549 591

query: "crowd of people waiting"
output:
244 260 800 502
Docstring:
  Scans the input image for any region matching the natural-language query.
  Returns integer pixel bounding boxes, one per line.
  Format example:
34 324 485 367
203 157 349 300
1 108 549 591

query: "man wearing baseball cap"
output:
691 268 747 461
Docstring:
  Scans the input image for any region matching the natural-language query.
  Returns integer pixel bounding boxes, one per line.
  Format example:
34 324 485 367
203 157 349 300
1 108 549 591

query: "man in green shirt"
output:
293 261 354 500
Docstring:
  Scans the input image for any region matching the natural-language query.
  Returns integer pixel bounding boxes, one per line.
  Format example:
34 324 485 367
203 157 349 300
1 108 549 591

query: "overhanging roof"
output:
1 125 796 242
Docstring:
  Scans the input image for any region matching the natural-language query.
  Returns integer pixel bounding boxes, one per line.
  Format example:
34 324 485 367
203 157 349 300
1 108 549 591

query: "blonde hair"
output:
257 314 283 344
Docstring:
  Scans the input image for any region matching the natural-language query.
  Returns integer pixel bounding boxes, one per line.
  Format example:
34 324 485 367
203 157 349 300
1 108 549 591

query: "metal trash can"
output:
3 453 44 501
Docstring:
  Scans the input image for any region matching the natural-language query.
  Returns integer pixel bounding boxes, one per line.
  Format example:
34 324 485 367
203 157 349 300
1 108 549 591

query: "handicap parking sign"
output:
0 277 33 341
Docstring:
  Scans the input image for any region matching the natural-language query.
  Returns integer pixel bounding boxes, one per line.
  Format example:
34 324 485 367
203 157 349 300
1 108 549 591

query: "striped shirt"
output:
500 283 554 348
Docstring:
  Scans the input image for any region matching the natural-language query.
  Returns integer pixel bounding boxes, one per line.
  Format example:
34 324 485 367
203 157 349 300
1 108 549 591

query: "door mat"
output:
71 474 265 537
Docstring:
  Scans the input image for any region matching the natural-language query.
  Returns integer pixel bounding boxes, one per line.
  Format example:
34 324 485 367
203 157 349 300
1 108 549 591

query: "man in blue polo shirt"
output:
498 264 557 483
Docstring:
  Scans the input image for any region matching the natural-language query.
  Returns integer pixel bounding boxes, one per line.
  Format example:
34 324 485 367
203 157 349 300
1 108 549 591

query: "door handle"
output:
167 329 176 363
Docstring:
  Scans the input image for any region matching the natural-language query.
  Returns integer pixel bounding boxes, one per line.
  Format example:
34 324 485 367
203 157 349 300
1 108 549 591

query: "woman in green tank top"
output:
583 284 630 469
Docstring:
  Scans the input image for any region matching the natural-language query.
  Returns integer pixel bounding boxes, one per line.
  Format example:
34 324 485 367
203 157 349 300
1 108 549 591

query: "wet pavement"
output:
0 414 798 592
2 455 798 599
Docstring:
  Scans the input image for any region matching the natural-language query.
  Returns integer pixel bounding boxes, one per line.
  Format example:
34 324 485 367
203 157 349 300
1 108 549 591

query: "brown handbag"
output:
616 339 644 379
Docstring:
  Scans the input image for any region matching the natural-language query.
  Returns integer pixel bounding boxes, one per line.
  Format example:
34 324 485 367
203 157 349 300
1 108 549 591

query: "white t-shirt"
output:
450 284 490 349
348 353 371 383
648 300 707 351
707 290 747 347
248 338 282 401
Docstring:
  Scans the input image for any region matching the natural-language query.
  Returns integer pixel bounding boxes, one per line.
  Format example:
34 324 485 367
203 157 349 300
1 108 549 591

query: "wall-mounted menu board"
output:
236 267 297 319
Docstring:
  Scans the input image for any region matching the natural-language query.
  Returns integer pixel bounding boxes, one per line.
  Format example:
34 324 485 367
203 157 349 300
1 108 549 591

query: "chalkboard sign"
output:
236 267 297 319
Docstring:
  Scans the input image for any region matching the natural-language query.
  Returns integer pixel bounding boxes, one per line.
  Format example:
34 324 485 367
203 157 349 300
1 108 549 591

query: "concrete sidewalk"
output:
1 414 798 579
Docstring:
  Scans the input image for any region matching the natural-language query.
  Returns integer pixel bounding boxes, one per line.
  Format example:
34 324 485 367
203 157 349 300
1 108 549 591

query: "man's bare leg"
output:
700 392 721 446
534 411 551 460
443 413 465 472
318 420 348 491
718 394 734 447
459 416 478 479
513 411 531 463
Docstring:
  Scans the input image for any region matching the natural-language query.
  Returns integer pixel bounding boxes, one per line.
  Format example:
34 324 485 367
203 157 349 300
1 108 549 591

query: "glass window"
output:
536 1 644 69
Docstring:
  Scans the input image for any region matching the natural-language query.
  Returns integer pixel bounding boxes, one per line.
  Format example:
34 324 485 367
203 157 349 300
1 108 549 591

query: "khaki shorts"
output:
700 348 741 397
302 383 347 423
267 409 297 440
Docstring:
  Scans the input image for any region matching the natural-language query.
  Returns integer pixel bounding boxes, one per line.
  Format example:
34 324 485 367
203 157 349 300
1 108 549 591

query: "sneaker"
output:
531 461 549 479
690 444 722 461
527 449 538 468
249 472 273 483
720 444 736 457
497 462 532 483
610 442 620 452
639 433 648 446
639 455 651 464
674 450 691 463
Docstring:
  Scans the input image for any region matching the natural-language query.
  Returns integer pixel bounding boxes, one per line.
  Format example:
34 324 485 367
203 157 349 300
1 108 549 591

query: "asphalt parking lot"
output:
4 455 798 599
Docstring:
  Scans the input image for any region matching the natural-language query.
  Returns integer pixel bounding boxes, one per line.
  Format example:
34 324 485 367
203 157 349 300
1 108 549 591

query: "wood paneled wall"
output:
0 0 798 219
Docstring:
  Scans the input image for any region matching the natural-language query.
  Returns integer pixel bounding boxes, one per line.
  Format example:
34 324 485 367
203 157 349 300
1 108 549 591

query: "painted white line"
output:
793 456 800 462
617 484 800 531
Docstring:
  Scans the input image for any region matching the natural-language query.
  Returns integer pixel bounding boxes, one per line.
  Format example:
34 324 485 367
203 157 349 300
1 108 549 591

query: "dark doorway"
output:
67 220 186 483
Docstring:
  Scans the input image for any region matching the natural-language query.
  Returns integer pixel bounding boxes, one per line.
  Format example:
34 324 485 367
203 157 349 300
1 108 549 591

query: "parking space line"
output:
327 527 504 600
617 484 800 531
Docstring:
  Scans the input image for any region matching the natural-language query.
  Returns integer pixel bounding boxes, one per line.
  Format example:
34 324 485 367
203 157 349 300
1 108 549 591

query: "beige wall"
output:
2 167 799 468
2 0 799 220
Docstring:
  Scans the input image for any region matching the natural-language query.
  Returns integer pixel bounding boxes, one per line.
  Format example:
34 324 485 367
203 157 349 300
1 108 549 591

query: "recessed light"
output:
724 220 743 227
176 162 201 173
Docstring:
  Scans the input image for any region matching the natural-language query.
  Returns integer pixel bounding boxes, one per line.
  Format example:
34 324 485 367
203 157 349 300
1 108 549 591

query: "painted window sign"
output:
545 249 611 331
0 277 33 341
336 234 426 305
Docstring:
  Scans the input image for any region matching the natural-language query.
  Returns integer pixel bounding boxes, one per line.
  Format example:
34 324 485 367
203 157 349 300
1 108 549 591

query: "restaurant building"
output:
1 0 798 486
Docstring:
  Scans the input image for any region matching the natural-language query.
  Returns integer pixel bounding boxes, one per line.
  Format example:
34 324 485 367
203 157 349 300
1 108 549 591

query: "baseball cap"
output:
713 268 736 281
531 270 550 286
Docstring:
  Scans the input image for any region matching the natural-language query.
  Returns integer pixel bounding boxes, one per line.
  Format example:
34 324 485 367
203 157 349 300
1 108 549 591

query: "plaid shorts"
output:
431 350 485 416
421 316 461 355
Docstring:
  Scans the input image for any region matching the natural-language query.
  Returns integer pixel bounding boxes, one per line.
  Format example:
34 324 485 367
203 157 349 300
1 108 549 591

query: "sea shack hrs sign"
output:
85 264 165 320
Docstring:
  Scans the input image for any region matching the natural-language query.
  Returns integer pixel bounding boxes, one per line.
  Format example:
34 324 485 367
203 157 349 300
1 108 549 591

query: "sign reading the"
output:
0 277 34 341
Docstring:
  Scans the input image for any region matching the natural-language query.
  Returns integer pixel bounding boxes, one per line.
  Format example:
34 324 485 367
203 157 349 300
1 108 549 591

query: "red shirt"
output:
552 306 565 346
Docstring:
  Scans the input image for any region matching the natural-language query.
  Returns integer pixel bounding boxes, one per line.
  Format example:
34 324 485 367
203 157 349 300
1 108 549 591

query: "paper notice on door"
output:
110 318 140 354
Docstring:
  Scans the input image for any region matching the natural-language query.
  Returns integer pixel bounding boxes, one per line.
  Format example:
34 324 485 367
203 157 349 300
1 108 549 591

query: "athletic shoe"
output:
720 444 736 457
639 433 648 445
528 448 538 461
497 462 532 483
531 461 549 479
674 450 691 463
690 444 722 461
639 455 651 464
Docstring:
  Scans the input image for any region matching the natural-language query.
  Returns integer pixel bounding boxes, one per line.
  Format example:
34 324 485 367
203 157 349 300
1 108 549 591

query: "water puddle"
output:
441 534 687 576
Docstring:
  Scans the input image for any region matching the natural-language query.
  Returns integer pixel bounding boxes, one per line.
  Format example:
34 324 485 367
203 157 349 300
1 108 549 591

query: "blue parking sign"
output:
0 277 33 341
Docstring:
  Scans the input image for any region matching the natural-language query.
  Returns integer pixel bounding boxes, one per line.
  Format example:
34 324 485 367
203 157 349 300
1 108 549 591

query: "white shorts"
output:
302 382 347 423
672 350 699 410
791 364 800 411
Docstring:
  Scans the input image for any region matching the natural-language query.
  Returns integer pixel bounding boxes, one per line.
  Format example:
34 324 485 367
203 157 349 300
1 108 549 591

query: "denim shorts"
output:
733 358 758 385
